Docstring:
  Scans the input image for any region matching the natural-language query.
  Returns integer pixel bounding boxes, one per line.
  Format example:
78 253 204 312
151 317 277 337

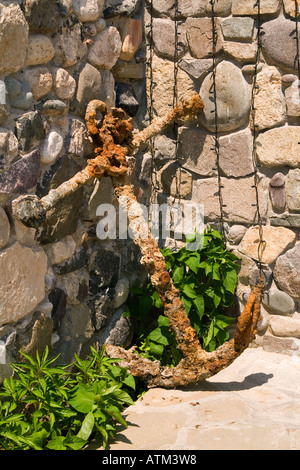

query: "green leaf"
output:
122 374 135 390
105 405 127 428
182 297 192 314
214 314 235 329
157 315 169 328
185 254 200 273
172 265 185 283
147 328 169 345
77 412 95 441
112 389 135 406
46 436 67 450
69 385 95 413
182 283 197 299
222 266 238 294
193 295 205 319
149 342 164 358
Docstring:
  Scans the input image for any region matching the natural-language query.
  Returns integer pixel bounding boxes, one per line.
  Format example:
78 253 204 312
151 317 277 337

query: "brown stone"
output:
269 173 286 212
120 18 143 61
261 17 300 72
152 18 186 60
0 242 47 326
282 0 300 17
223 42 257 63
274 244 300 301
177 127 217 176
186 17 222 59
219 129 254 177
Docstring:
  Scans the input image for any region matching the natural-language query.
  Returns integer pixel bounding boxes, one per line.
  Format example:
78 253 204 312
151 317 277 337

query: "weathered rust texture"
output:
108 181 264 388
10 94 264 389
11 95 203 228
105 282 263 388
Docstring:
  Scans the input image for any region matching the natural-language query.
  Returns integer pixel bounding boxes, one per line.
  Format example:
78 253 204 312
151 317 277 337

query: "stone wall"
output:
142 0 300 356
0 0 299 381
0 0 145 380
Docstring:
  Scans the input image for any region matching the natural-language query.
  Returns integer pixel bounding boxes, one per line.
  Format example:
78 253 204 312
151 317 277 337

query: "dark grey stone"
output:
103 0 141 18
36 155 84 244
53 246 88 275
5 77 33 110
15 111 45 152
48 288 67 331
21 0 72 33
115 82 139 117
270 213 300 228
0 149 40 195
88 248 121 293
37 99 68 115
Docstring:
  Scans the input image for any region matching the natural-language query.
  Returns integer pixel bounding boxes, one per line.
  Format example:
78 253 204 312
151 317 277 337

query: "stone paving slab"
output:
92 348 300 451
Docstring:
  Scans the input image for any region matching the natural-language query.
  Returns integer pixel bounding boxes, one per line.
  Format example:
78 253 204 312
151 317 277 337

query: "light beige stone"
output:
147 0 207 18
0 4 29 74
238 225 296 264
0 242 47 326
252 66 286 131
270 315 300 338
0 206 9 250
45 235 76 265
24 67 53 100
221 176 267 224
25 34 55 66
232 0 280 16
192 177 221 221
285 79 300 118
286 169 300 212
72 0 103 22
223 42 257 62
150 55 195 116
193 175 266 224
256 126 300 168
283 0 300 17
87 26 122 70
53 67 76 100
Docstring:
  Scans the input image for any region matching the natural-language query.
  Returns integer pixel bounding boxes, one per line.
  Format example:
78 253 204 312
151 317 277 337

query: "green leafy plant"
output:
125 228 240 362
0 346 136 450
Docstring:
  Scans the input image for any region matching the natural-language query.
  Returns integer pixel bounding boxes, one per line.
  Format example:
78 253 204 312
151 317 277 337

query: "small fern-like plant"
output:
0 346 136 450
